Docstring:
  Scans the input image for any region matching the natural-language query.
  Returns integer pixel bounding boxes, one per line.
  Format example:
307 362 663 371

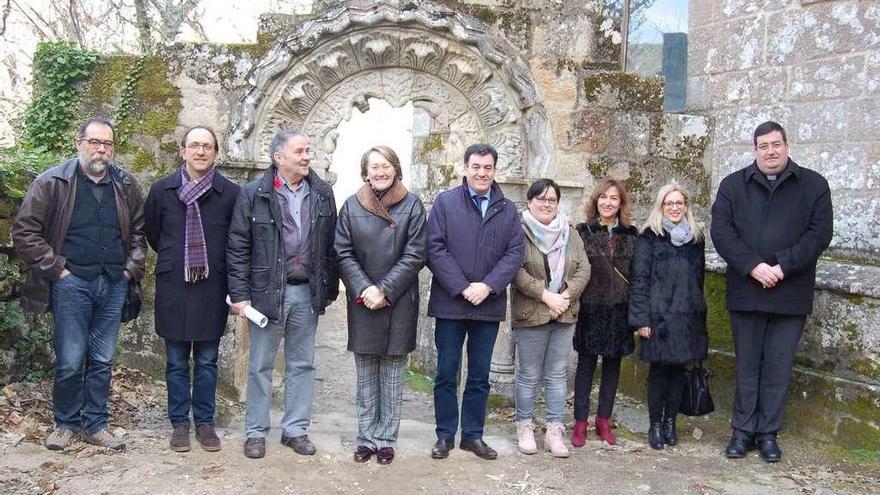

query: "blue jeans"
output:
50 273 127 435
433 318 499 441
165 339 220 427
245 284 318 438
514 322 575 423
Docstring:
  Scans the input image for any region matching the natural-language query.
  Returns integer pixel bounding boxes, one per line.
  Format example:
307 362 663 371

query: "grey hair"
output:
269 129 304 167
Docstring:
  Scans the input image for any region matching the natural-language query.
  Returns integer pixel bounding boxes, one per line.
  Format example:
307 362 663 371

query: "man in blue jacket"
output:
711 121 833 463
427 144 525 460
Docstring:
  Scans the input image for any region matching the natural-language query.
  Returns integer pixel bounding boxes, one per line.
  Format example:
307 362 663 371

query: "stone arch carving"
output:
228 1 555 191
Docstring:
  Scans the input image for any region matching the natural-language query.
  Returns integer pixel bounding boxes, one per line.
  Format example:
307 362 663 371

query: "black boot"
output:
661 415 678 446
648 422 665 450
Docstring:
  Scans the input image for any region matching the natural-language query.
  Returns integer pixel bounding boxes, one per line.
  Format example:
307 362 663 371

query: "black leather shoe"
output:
460 438 497 460
243 437 265 459
376 447 395 465
431 438 454 459
281 434 316 455
648 422 665 450
353 445 375 463
757 437 782 463
661 416 678 446
725 431 755 459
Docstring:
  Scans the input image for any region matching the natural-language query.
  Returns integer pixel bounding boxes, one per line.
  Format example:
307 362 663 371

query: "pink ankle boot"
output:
571 420 588 447
595 416 616 445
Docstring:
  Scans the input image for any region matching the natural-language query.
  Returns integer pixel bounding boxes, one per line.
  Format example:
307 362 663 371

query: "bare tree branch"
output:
1 0 12 36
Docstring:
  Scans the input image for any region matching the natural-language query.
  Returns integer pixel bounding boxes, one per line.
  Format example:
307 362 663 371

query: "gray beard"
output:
87 160 108 175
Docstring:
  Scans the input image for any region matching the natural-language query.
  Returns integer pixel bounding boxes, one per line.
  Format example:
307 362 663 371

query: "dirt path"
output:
2 300 878 495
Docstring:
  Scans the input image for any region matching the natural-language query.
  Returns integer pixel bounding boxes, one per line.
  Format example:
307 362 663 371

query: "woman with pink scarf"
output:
510 179 590 458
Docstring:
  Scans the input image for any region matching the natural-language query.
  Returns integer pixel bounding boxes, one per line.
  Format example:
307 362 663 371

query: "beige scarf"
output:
355 180 408 228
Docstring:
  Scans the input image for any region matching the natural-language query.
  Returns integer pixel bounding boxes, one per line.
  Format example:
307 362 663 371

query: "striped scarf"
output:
178 166 215 282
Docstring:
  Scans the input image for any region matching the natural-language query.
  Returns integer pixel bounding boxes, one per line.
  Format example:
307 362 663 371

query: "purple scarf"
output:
178 166 215 282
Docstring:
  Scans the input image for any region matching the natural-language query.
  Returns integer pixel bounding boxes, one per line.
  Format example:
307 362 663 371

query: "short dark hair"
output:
180 126 219 151
526 178 560 201
463 143 497 166
753 121 787 146
269 129 304 167
360 145 403 182
77 116 115 140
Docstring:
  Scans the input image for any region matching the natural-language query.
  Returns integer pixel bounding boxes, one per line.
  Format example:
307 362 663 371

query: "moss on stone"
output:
422 134 445 154
586 156 613 179
583 72 665 112
849 359 880 381
705 272 734 353
85 55 139 108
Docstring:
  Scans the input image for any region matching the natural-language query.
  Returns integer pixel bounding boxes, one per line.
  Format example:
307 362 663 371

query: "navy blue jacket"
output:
426 178 524 321
711 159 832 315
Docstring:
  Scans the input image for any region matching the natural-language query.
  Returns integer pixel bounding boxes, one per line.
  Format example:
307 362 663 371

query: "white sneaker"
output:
45 427 76 451
544 422 570 458
516 419 538 454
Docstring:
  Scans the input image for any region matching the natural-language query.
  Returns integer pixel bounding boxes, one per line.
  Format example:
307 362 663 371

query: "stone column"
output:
490 321 516 397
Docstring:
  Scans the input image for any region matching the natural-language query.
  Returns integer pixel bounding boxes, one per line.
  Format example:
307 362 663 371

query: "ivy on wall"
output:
0 42 99 204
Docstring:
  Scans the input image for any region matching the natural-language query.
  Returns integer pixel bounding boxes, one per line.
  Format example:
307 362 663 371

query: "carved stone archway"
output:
228 1 555 390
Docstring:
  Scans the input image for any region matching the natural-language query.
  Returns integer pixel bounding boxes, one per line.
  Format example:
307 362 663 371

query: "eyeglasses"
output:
185 142 215 152
83 139 115 149
534 196 559 205
756 141 786 152
663 200 686 209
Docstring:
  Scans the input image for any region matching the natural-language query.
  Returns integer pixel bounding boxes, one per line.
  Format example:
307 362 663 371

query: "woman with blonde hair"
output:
628 181 708 450
571 177 638 446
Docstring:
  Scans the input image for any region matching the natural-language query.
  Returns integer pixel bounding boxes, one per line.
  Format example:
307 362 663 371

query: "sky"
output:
629 0 690 44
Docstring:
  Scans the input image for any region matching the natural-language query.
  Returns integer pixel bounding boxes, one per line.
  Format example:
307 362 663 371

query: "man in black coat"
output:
711 121 833 462
145 126 240 453
227 129 339 459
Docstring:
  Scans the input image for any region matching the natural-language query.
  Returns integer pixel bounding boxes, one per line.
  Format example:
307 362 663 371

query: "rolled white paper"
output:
225 295 269 328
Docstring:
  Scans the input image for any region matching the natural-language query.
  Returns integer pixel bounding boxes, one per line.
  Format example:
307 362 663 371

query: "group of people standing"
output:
12 117 831 467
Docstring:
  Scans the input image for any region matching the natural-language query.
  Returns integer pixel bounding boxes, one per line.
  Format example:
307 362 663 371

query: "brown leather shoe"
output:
195 424 221 452
170 424 191 452
280 434 316 455
376 447 394 465
244 437 266 459
353 445 375 463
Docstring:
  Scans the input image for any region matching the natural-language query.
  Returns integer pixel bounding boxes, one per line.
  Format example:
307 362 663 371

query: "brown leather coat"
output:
12 157 147 313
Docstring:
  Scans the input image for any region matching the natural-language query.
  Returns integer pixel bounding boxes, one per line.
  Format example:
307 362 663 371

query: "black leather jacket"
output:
227 167 338 321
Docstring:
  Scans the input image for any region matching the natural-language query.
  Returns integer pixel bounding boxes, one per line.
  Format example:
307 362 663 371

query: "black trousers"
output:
647 363 686 423
573 354 622 421
730 311 805 435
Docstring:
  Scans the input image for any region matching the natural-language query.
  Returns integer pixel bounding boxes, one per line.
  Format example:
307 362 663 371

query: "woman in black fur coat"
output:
572 178 637 446
628 182 708 450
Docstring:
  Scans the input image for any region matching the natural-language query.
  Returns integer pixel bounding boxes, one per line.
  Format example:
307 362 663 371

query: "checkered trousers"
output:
354 353 408 449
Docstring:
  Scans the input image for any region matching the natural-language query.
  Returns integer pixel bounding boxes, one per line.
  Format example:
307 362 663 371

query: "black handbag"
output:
680 362 715 416
120 279 142 323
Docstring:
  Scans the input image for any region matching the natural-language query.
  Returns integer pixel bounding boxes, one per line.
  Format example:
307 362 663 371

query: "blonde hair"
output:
642 181 703 242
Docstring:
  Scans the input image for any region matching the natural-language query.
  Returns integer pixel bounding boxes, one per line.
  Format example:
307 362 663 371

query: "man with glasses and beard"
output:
13 116 147 452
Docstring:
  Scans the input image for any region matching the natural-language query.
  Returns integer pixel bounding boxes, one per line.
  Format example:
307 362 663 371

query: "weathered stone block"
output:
793 101 850 144
553 109 612 154
720 0 794 19
767 3 880 66
529 58 578 104
651 113 710 160
689 0 723 28
696 16 765 75
707 67 787 108
709 105 794 147
864 51 880 94
795 144 867 190
582 73 664 112
788 55 863 101
709 146 755 191
867 144 880 190
829 191 880 255
804 291 880 383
